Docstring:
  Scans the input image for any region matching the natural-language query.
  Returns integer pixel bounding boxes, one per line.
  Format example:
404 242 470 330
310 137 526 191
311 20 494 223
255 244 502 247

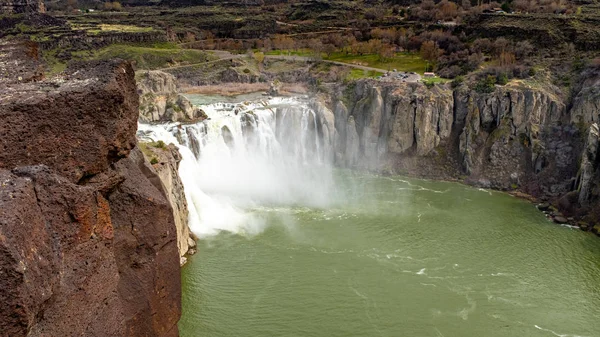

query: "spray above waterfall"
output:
138 95 337 237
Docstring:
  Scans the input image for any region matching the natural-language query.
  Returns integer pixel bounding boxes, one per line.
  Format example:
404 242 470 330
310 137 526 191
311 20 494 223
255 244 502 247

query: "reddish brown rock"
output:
0 48 180 337
0 58 139 183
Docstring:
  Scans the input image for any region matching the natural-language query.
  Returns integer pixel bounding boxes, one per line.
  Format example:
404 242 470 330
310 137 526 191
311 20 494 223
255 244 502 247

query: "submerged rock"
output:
222 125 235 149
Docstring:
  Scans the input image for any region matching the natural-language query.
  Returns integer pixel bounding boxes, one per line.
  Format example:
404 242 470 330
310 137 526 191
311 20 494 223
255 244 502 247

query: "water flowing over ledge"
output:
137 93 600 337
138 96 336 237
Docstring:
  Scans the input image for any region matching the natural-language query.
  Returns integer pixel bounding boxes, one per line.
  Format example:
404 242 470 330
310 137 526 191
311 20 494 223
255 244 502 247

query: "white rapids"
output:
137 96 335 237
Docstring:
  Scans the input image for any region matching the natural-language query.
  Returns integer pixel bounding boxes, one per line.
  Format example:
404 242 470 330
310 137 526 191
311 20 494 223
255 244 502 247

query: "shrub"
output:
511 65 530 79
438 65 463 78
150 157 159 165
153 140 166 149
474 75 496 93
496 73 508 85
451 75 464 88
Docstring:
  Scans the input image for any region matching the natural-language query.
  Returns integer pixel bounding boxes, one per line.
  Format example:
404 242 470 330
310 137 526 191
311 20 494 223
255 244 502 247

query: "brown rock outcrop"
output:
139 141 196 264
1 59 139 183
0 51 181 336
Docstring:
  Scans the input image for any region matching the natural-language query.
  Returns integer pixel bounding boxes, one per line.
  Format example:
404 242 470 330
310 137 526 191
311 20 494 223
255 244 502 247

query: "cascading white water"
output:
138 96 335 237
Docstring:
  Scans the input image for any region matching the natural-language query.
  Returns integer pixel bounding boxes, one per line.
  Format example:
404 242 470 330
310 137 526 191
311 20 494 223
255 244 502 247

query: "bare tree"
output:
420 40 443 64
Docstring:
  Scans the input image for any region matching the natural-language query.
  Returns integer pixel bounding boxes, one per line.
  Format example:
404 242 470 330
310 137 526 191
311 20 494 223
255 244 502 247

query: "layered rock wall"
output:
137 70 207 123
331 75 600 230
333 81 454 173
0 0 45 14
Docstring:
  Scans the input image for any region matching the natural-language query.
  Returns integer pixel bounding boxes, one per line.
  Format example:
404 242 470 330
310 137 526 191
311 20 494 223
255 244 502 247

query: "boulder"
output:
577 221 590 231
537 203 550 211
553 216 568 224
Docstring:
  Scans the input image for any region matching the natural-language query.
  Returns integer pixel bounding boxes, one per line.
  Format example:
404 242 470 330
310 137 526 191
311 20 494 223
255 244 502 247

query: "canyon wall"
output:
136 70 199 264
138 141 197 264
137 70 207 123
0 0 44 14
324 71 600 230
0 53 181 336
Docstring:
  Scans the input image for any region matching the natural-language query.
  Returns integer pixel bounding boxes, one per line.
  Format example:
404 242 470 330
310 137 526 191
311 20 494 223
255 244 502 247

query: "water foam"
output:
138 96 335 237
534 325 588 337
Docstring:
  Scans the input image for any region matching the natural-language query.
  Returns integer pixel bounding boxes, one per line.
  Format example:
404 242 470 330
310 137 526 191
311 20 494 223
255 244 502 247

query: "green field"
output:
347 68 383 80
265 49 314 57
70 23 155 35
74 43 217 70
265 49 427 74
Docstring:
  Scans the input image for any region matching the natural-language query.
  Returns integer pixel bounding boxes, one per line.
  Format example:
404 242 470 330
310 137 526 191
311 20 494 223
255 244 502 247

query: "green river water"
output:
179 172 600 337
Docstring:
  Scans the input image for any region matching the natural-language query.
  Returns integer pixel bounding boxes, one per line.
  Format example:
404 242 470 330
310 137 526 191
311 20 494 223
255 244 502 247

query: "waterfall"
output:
138 96 335 237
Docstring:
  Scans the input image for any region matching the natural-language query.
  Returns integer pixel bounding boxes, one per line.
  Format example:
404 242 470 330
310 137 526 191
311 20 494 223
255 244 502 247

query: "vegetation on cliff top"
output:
73 43 217 70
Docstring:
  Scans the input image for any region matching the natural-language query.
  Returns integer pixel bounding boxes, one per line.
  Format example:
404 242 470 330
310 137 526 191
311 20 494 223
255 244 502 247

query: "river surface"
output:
139 94 600 337
179 173 600 337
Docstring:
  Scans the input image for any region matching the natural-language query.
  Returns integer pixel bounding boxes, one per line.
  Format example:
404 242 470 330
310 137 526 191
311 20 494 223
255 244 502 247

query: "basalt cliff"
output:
310 69 600 232
137 70 207 123
0 42 181 336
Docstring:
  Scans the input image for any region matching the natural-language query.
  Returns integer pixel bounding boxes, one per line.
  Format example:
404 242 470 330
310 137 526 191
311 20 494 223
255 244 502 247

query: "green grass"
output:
70 23 155 35
265 50 427 74
265 49 313 57
41 50 68 76
325 52 427 74
96 24 154 33
421 77 450 85
74 44 218 70
347 69 384 80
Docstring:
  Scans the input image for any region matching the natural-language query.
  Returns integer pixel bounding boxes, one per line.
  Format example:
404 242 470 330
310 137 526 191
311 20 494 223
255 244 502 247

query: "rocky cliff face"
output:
0 0 45 14
331 74 600 232
137 70 207 123
138 142 197 265
0 55 181 336
331 81 455 175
